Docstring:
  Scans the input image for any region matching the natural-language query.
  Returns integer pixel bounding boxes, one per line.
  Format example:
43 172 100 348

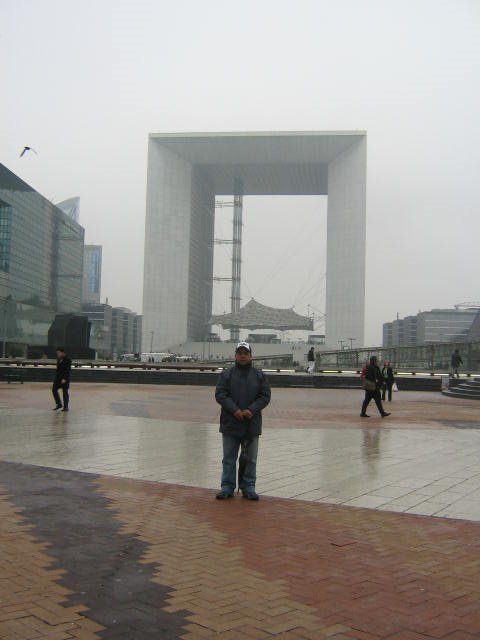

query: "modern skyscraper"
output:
0 164 84 353
143 131 367 352
57 197 80 223
82 245 102 304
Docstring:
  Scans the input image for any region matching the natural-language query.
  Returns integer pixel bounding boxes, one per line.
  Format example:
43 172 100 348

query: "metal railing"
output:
318 340 480 373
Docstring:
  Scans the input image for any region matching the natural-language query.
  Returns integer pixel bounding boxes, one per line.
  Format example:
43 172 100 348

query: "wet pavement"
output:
1 382 480 638
1 383 480 521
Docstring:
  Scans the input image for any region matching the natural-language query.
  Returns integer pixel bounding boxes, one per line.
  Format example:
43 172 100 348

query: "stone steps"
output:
442 378 480 399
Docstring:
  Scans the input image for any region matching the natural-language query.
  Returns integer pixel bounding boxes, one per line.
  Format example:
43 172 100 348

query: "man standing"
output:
52 347 71 412
307 346 315 374
215 342 271 501
451 349 463 378
360 356 390 418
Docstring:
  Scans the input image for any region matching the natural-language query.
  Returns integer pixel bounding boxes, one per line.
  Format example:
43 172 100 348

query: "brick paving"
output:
0 462 479 639
1 382 480 638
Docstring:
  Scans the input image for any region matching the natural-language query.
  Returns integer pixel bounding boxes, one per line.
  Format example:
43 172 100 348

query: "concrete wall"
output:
325 137 366 348
143 141 193 352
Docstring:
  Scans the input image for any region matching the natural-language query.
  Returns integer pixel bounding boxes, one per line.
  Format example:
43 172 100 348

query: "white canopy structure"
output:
210 299 313 332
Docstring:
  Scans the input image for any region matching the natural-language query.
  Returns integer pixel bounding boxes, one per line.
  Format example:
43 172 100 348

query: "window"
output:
0 201 13 272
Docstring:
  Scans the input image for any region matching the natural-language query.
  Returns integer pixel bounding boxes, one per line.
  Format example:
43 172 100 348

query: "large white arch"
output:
143 131 366 351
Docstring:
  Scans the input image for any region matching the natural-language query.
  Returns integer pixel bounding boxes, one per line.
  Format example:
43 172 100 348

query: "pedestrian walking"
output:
360 356 390 418
381 360 395 402
215 342 271 501
359 359 369 379
52 347 71 412
307 346 315 374
451 349 463 378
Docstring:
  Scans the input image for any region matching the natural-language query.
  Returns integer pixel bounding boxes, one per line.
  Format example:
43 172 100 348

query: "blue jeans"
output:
221 434 259 495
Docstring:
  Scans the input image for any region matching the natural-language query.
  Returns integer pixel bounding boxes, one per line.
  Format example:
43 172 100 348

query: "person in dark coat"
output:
381 360 395 402
215 341 271 501
360 356 390 418
451 349 463 378
307 346 315 374
52 347 71 412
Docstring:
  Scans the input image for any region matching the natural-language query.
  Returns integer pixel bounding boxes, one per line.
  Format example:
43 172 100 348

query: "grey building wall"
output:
383 322 393 347
325 137 366 348
416 309 476 343
80 302 112 358
383 310 475 346
143 143 192 352
133 314 142 354
187 168 215 341
111 306 140 357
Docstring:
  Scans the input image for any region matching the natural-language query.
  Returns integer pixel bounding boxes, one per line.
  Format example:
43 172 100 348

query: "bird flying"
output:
19 146 38 158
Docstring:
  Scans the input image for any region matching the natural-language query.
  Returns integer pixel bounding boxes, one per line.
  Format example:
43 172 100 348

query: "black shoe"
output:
360 413 369 417
381 412 391 418
242 491 259 501
61 408 69 412
52 406 62 411
215 491 233 500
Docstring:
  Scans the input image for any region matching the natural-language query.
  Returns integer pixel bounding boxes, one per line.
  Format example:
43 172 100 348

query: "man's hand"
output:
242 409 253 420
61 379 66 385
234 409 244 421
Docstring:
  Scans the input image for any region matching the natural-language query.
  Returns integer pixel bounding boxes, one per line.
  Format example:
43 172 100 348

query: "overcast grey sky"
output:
1 0 479 345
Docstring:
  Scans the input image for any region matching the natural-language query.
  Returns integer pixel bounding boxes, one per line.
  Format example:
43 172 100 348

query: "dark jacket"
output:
364 363 383 389
307 348 315 362
382 366 394 384
215 363 271 438
451 352 463 367
55 356 72 386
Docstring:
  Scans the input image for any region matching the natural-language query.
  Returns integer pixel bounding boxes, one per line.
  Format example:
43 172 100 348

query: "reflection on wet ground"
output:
1 403 480 521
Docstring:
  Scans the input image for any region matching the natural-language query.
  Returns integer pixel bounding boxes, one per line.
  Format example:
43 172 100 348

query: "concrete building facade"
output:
383 309 477 346
143 131 367 352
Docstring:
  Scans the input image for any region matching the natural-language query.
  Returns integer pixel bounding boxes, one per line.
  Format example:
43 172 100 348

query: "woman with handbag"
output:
360 356 391 418
381 360 395 402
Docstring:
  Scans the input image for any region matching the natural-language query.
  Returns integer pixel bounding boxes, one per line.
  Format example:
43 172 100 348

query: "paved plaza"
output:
1 382 480 639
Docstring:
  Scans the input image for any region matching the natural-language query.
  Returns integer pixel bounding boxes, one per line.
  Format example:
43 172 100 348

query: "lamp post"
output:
348 337 356 350
150 331 154 353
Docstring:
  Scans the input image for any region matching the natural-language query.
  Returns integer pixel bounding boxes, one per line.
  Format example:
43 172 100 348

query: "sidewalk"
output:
1 383 480 639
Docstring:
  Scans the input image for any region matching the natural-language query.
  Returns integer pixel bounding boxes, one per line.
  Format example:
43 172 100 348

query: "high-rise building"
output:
57 197 80 223
82 245 102 304
143 131 367 352
383 309 476 346
111 307 141 357
79 302 113 358
0 164 84 353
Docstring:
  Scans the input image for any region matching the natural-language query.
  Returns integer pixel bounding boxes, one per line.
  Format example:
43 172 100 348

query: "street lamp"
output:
150 331 154 353
348 337 356 350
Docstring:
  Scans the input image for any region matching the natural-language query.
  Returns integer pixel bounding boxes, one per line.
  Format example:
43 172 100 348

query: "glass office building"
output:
57 196 80 223
0 163 85 354
82 245 102 304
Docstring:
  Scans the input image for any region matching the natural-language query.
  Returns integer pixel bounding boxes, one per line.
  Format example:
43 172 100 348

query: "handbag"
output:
362 379 376 391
